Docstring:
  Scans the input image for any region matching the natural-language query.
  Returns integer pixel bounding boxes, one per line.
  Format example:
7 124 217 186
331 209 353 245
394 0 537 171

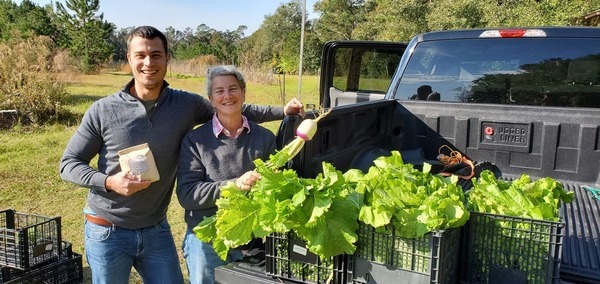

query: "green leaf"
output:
215 189 260 248
359 205 392 228
394 208 429 238
343 168 364 183
193 215 217 243
305 193 333 227
357 150 469 237
468 170 574 221
296 196 359 258
212 238 229 261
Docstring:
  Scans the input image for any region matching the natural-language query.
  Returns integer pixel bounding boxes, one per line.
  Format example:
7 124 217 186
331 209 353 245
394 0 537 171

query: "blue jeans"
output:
182 229 243 284
84 218 183 284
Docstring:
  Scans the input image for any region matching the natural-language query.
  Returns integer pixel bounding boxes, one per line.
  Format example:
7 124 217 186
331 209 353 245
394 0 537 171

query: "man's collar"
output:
121 79 169 101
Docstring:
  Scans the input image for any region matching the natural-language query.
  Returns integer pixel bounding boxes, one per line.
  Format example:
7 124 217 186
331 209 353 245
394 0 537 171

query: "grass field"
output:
0 71 320 282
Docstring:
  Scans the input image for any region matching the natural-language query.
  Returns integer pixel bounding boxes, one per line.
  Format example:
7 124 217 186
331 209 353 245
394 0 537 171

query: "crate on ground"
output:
265 231 352 284
0 241 82 284
2 253 83 284
352 222 461 284
462 212 564 284
0 209 62 270
1 242 73 282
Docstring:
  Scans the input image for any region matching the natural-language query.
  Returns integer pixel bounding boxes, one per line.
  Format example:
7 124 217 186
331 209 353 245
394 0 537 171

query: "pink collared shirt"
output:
211 112 251 139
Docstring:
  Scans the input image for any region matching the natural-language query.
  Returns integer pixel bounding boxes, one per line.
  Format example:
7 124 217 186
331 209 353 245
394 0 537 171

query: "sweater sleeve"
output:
59 102 108 192
176 132 227 210
242 104 284 123
190 90 284 124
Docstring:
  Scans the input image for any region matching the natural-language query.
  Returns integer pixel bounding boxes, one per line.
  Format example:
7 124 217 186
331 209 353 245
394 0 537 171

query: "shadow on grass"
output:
65 94 105 105
56 110 84 126
103 71 131 76
67 81 125 89
0 108 84 129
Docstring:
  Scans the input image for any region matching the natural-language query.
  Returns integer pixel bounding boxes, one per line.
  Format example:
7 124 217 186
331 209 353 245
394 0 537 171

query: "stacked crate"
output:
0 209 82 284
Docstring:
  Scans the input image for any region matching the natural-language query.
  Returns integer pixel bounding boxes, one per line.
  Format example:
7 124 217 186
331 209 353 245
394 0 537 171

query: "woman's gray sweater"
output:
176 120 276 229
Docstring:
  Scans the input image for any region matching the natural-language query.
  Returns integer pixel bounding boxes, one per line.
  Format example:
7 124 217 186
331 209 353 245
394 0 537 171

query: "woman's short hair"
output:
206 65 246 96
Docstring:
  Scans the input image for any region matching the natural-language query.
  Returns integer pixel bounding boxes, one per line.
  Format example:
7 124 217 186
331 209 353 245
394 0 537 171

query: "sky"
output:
19 0 319 36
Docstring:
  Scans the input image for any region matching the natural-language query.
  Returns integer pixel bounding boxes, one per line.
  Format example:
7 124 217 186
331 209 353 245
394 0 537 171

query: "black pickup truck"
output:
216 27 600 283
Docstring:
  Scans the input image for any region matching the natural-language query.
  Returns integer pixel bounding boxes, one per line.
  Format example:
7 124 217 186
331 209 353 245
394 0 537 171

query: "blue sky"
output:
19 0 318 36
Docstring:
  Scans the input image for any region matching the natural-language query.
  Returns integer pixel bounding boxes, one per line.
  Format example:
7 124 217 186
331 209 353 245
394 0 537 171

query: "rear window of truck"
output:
393 38 600 108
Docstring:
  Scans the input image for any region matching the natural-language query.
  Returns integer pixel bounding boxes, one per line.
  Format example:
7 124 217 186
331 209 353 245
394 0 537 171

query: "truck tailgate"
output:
561 184 600 282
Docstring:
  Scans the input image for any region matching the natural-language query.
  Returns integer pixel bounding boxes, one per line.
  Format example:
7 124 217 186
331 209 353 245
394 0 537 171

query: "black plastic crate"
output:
462 212 564 284
0 210 62 270
0 241 81 284
265 231 352 283
1 242 72 282
1 253 82 284
352 222 461 284
0 241 73 283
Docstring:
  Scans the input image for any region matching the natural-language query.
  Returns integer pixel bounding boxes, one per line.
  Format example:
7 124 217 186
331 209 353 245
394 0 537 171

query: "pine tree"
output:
55 0 114 73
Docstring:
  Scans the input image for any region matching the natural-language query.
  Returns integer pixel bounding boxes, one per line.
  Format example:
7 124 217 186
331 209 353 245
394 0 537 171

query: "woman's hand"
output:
235 170 262 191
284 98 305 118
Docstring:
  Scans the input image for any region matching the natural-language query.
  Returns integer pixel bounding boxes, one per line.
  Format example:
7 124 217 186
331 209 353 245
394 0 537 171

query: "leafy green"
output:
467 170 574 221
465 170 575 283
193 150 470 261
193 159 361 260
214 182 261 248
358 151 469 238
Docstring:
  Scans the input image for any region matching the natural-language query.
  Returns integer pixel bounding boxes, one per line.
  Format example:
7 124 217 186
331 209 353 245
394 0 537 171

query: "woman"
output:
176 65 291 283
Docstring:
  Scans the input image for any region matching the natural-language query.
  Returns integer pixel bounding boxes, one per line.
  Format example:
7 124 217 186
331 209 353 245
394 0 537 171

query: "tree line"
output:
0 0 598 75
0 0 597 126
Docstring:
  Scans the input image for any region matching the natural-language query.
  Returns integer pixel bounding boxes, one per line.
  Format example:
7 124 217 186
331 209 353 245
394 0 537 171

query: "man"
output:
59 26 303 283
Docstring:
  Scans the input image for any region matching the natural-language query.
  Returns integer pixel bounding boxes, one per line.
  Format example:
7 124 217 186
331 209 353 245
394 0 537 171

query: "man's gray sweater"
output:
59 79 283 229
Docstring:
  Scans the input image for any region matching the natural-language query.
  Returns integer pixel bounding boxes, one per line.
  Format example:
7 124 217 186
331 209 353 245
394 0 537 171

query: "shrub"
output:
168 55 219 77
120 62 132 74
238 66 277 85
0 35 68 125
100 60 131 74
166 56 277 85
53 49 80 73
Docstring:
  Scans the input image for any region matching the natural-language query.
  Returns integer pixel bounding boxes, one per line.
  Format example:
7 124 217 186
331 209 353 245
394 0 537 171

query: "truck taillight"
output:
479 29 547 38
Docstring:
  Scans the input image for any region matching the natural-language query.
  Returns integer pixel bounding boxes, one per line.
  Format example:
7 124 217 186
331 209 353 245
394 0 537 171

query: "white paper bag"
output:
118 143 160 182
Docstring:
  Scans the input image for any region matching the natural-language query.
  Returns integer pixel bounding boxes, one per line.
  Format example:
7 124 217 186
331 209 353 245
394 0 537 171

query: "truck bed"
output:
280 99 600 283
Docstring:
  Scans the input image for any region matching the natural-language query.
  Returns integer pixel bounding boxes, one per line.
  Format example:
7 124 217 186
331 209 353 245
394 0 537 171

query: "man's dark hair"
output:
127 26 168 54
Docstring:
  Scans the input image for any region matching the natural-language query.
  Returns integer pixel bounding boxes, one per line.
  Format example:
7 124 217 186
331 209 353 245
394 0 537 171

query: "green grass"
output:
0 71 320 283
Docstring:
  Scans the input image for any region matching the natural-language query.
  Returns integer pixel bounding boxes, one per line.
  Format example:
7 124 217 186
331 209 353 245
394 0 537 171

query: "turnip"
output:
295 118 318 141
266 108 332 170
